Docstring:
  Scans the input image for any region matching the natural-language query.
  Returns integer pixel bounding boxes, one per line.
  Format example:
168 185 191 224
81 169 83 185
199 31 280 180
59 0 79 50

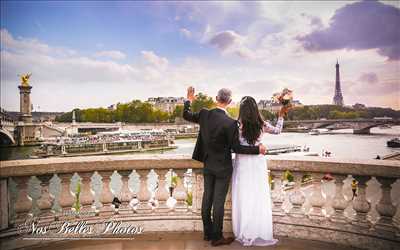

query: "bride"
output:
232 96 289 246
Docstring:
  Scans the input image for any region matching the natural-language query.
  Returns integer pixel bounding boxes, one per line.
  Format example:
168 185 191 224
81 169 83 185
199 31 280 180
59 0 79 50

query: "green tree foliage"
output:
286 105 399 120
56 100 171 123
56 100 400 123
260 110 276 121
170 105 184 121
191 92 215 112
227 106 239 119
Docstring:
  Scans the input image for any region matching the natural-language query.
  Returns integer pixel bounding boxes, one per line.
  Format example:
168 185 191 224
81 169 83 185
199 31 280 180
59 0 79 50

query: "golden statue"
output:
19 73 32 86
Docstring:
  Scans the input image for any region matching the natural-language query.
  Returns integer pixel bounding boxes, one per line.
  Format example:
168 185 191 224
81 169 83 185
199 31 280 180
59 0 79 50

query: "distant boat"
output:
308 129 320 135
379 124 391 129
387 138 400 148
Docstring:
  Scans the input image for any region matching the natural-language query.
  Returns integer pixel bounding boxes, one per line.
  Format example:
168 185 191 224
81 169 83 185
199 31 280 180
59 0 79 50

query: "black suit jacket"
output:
183 100 259 177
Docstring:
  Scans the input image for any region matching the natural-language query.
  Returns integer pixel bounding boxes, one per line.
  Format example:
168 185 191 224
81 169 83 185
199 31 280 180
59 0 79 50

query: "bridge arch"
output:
0 128 15 145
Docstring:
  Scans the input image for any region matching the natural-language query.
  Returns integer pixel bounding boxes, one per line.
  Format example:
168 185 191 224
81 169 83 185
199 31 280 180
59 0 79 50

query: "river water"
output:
1 126 399 161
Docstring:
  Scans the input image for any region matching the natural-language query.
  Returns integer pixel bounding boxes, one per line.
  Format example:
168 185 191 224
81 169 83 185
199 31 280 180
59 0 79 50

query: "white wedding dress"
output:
232 117 283 246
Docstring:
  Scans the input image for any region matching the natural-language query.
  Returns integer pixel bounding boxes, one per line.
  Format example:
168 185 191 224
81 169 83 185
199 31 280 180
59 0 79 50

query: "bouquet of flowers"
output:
272 88 293 107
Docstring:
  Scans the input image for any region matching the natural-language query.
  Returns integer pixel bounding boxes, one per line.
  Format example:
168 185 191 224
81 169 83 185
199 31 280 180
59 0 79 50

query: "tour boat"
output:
33 129 177 158
308 129 320 135
387 138 400 148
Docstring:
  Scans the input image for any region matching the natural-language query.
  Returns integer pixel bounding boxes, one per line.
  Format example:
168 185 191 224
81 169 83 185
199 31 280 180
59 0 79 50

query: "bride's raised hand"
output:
187 86 196 102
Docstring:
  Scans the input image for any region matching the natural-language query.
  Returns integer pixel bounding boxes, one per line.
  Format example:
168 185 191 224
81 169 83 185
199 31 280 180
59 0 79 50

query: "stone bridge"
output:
0 110 16 145
0 155 399 250
285 118 400 134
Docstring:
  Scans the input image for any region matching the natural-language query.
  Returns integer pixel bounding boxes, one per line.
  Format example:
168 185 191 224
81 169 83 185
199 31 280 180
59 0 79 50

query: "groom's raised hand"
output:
187 86 196 102
259 144 267 155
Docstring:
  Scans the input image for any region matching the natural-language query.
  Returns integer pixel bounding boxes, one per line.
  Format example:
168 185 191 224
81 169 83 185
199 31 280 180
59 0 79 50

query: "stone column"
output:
173 169 188 213
191 170 203 215
375 177 397 235
288 172 306 218
330 174 349 223
1 179 9 229
79 173 94 211
14 176 32 218
271 171 285 216
351 175 371 228
27 176 42 217
90 172 103 214
120 171 133 207
18 84 32 123
59 173 75 210
99 171 114 213
137 170 151 213
37 175 52 215
308 173 326 221
224 183 232 216
155 169 170 213
49 174 62 218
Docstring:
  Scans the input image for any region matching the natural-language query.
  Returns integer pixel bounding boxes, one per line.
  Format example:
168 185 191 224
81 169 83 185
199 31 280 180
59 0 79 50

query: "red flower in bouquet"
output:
272 88 293 107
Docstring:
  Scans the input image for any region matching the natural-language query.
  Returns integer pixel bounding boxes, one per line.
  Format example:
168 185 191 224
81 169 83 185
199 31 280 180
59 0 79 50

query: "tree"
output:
260 110 276 121
191 92 215 112
171 105 184 120
227 106 239 119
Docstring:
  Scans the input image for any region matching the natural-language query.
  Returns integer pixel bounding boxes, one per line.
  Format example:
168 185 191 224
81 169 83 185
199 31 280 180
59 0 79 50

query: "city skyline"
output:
1 1 399 112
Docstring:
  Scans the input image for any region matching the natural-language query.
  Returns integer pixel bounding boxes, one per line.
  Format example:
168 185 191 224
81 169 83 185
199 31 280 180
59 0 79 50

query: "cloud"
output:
297 1 400 60
209 30 243 50
359 72 378 84
141 50 169 70
208 30 256 59
179 28 191 38
94 50 126 60
0 28 76 57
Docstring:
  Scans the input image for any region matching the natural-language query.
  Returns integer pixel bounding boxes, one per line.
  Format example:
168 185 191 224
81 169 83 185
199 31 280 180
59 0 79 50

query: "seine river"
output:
1 126 399 161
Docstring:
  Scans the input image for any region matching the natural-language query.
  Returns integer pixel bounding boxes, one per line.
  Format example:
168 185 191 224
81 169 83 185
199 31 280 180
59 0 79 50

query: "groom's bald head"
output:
216 88 232 105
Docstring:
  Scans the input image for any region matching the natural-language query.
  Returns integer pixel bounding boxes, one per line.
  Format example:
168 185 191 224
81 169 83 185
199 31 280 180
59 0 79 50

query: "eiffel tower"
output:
333 60 344 106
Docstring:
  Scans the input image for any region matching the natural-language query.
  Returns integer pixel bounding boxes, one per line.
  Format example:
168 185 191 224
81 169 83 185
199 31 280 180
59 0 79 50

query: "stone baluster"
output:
90 172 103 214
49 174 62 217
330 174 349 223
351 175 371 228
99 171 114 213
27 176 42 217
7 178 18 225
59 173 75 211
308 173 326 221
137 170 151 213
155 169 170 213
37 175 53 216
191 170 203 215
375 177 397 235
79 172 94 212
271 170 285 216
173 169 188 213
14 177 32 218
120 170 133 207
288 172 306 218
1 179 9 229
224 183 232 216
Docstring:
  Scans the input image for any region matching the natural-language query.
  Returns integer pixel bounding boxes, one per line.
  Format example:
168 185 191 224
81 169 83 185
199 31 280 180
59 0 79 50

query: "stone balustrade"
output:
0 155 399 250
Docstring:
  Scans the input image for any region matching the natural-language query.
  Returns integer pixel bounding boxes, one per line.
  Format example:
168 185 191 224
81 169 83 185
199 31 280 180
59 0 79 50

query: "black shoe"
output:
211 237 235 246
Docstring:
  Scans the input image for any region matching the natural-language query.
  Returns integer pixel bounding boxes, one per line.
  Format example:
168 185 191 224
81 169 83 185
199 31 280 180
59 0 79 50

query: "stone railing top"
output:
0 154 202 177
1 154 399 178
267 155 400 178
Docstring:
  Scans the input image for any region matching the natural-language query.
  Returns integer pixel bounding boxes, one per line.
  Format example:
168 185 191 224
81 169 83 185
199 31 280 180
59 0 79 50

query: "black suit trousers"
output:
201 169 231 241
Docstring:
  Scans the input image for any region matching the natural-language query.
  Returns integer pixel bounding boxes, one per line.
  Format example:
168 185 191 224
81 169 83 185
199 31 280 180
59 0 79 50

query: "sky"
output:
1 0 399 112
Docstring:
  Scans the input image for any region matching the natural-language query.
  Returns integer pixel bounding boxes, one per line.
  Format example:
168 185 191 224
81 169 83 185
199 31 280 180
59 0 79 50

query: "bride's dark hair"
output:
238 96 264 145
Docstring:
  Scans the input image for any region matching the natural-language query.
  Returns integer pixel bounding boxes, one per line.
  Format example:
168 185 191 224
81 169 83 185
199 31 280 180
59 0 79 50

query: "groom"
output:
183 87 266 246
